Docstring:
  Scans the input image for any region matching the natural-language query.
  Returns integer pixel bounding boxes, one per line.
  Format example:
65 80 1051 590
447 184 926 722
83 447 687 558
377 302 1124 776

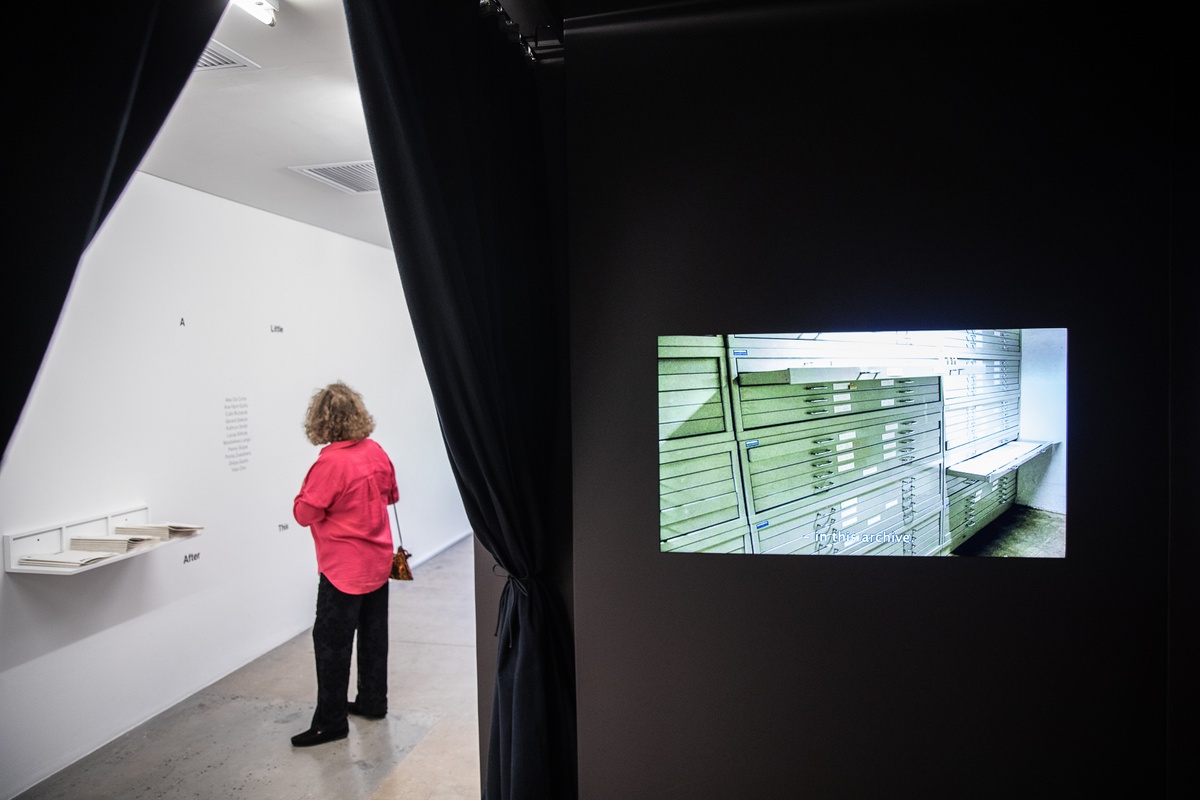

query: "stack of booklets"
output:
112 523 204 540
69 534 157 553
18 550 118 568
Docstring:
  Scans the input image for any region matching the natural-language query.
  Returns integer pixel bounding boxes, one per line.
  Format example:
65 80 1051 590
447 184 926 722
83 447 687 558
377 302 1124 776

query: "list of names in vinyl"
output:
223 397 251 472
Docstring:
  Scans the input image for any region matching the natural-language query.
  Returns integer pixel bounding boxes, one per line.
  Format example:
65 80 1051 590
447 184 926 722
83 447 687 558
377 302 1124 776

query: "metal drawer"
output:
658 351 734 445
745 429 943 513
743 412 941 465
946 429 1021 465
750 460 943 554
660 440 746 541
763 466 943 537
942 329 1022 356
735 402 942 448
950 494 1015 544
756 499 942 556
946 440 1054 482
660 517 750 554
944 402 1020 434
948 472 1017 536
737 372 939 392
837 513 943 557
943 376 1022 403
737 382 941 431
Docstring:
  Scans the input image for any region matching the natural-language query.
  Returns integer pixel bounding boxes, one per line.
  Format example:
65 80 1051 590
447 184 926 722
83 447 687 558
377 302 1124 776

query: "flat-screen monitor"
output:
658 328 1066 557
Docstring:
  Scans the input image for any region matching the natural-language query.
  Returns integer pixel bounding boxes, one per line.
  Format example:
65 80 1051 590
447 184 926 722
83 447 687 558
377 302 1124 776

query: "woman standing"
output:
291 382 398 747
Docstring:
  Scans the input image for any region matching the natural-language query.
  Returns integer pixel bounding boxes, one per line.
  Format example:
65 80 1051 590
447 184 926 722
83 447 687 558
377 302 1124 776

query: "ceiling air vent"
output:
195 40 259 72
289 161 380 194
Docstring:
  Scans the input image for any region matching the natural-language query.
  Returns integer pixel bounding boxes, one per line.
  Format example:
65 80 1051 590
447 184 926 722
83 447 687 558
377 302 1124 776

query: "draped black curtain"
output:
2 0 227 463
342 1 575 798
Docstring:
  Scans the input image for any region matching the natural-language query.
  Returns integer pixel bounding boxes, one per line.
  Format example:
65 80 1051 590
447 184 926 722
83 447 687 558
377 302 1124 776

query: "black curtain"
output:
2 0 227 463
342 1 575 798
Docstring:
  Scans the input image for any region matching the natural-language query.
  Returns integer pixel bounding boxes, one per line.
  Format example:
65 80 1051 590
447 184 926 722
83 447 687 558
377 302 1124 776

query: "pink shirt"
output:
293 438 399 594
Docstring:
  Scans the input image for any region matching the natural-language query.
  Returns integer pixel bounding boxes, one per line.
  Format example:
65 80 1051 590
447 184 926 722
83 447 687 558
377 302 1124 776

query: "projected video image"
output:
658 330 1066 557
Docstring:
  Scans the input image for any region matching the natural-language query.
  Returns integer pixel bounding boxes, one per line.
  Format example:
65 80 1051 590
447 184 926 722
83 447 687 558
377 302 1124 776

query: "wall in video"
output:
658 329 1066 557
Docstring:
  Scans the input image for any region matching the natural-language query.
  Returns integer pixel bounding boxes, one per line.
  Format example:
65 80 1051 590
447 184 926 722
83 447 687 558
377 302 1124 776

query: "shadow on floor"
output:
952 505 1067 558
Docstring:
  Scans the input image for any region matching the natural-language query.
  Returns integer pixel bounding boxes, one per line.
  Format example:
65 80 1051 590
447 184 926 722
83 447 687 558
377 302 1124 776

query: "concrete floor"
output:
952 504 1068 558
17 537 480 800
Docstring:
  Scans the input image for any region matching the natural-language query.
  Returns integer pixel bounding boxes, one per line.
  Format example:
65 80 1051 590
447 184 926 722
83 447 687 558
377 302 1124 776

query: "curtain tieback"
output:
492 564 534 644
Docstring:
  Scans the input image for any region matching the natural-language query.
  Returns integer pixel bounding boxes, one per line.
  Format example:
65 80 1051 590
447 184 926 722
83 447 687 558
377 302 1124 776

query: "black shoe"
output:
290 726 348 747
347 701 387 719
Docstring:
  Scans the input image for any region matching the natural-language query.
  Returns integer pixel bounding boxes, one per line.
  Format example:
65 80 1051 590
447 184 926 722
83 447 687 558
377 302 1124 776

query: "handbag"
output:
389 504 413 581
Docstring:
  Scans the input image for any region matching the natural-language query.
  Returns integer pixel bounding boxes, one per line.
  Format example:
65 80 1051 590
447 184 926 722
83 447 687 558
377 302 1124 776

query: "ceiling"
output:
139 0 392 248
138 0 636 250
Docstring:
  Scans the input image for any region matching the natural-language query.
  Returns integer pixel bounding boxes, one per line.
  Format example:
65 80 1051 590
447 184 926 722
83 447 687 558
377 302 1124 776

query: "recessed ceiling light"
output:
231 0 278 27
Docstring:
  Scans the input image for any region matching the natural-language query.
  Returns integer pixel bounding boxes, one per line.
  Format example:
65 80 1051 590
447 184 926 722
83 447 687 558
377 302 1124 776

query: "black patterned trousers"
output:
311 573 389 730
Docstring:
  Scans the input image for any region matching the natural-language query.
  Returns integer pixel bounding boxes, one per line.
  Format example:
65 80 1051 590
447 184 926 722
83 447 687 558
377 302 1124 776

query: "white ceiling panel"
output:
139 0 392 248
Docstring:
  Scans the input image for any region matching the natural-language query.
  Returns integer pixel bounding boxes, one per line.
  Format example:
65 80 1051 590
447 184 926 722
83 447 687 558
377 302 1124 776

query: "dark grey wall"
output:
567 1 1175 797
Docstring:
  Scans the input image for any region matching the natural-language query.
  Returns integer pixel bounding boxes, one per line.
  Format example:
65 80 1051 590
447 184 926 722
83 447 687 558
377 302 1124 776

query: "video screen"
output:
658 329 1066 557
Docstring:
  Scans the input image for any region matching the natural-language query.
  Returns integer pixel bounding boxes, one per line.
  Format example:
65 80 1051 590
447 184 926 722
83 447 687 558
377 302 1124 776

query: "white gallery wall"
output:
0 173 470 799
1016 328 1068 515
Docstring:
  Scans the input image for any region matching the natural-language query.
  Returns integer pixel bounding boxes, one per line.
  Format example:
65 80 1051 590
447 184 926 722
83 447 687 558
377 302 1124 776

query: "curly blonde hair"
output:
304 382 376 445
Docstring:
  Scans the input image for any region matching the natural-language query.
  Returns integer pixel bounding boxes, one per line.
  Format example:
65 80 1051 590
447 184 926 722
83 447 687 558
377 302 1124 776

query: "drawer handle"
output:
897 389 915 394
898 429 914 435
807 410 830 416
813 437 835 444
897 399 915 404
813 481 834 491
898 438 914 444
900 456 915 462
900 447 915 453
804 384 830 391
897 379 915 384
806 398 829 404
810 448 832 455
813 460 833 468
813 471 833 479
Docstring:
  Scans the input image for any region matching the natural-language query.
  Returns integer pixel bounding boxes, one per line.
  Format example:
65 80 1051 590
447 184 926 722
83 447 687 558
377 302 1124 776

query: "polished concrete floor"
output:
952 504 1068 558
17 537 480 800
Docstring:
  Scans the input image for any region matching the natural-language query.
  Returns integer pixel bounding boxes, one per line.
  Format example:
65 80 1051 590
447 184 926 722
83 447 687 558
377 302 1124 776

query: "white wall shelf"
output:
2 506 200 575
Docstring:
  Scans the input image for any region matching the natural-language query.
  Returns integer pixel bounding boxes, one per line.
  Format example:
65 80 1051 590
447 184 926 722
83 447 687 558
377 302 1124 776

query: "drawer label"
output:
881 399 895 407
884 451 897 459
755 521 770 529
881 379 894 386
883 442 896 450
834 382 850 390
836 442 853 451
842 516 858 526
882 432 895 440
833 393 851 402
886 499 898 509
745 440 759 448
886 423 899 431
835 404 852 413
863 466 878 476
838 463 856 472
837 453 854 462
839 431 856 440
868 515 882 525
842 498 859 509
